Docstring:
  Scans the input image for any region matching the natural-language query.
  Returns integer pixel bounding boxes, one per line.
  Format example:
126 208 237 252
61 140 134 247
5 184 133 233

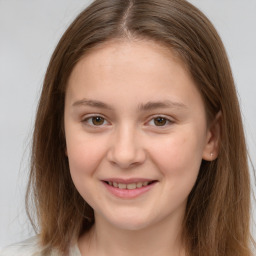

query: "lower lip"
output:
102 181 157 199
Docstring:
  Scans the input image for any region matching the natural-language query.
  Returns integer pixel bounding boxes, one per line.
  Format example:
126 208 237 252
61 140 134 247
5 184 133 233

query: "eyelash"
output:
81 114 174 128
82 115 110 127
147 115 173 127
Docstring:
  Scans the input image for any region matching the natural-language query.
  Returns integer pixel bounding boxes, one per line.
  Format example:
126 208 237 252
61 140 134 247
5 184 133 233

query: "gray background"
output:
0 0 255 248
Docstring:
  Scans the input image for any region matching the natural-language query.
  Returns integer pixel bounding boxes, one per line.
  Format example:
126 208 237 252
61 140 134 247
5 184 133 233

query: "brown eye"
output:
91 116 105 125
153 117 167 126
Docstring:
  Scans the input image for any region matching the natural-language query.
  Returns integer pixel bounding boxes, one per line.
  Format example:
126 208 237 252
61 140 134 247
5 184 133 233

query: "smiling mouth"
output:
103 180 157 189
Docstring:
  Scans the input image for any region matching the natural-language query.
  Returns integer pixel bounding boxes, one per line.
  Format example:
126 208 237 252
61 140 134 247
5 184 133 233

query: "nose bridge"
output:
108 122 145 168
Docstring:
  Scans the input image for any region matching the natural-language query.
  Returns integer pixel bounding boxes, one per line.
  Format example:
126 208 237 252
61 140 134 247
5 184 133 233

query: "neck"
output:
78 210 187 256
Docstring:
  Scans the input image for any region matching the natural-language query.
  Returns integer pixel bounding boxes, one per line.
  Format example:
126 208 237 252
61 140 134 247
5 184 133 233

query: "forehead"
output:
67 39 190 90
66 39 204 115
82 38 183 63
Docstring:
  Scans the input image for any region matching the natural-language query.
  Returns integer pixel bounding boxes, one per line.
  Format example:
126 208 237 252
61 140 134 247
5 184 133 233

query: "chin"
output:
105 213 155 231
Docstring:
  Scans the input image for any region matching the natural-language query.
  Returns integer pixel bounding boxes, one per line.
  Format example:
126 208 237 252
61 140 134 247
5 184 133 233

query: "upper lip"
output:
102 178 157 184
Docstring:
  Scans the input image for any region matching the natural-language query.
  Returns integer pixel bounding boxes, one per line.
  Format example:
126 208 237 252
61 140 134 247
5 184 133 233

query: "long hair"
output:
26 0 255 255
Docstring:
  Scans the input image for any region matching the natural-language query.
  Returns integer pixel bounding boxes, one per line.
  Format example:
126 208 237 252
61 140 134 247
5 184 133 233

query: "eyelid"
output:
146 115 174 127
81 113 174 127
81 114 111 126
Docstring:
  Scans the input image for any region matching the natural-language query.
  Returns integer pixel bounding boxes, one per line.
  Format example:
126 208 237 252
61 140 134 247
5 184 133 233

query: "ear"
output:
202 111 222 161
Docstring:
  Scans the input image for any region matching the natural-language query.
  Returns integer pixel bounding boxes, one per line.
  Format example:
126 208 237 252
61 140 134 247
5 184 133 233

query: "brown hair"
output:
26 0 255 255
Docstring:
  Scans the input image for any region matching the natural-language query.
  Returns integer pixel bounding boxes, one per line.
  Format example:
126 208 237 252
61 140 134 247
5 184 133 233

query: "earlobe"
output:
202 111 222 161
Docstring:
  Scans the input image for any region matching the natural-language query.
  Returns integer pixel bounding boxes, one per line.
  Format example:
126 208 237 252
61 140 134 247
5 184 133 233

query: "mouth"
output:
102 179 158 198
103 180 157 190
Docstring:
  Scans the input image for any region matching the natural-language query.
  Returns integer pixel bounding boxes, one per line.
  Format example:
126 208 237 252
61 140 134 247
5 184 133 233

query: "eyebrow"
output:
72 99 113 110
72 98 187 111
138 100 188 111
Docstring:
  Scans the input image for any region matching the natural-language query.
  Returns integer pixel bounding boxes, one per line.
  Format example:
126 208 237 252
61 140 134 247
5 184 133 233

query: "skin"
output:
64 39 220 256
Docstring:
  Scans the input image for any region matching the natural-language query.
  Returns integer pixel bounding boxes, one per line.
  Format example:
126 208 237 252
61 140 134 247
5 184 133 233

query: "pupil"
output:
92 116 104 125
154 117 166 126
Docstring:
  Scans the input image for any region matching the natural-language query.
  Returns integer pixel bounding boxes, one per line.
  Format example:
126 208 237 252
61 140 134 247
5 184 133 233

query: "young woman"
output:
1 0 255 255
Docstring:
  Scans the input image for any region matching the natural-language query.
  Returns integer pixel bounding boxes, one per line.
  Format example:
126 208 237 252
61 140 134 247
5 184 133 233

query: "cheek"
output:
66 133 107 178
148 129 205 183
65 134 108 204
147 130 205 212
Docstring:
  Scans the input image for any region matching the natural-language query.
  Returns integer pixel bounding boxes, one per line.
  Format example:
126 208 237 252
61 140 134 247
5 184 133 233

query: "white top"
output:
0 236 81 256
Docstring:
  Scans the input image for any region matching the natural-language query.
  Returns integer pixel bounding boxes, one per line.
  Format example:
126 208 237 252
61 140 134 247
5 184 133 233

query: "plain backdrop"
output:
0 0 256 249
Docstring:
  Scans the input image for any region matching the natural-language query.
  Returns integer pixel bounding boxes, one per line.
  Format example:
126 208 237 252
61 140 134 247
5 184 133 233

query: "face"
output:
64 40 214 231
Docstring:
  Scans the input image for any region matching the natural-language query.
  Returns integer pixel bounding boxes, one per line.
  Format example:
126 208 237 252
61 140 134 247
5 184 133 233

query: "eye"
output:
82 115 108 126
148 116 172 127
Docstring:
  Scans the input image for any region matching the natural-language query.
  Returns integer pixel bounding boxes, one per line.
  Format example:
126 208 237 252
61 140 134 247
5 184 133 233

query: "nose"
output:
107 124 146 169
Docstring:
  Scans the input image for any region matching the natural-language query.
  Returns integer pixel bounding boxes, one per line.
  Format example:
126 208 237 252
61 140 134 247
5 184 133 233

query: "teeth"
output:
118 183 127 189
106 181 153 189
127 183 136 190
136 182 143 188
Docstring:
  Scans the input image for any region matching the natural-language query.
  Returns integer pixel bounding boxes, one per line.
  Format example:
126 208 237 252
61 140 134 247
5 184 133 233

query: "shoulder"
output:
0 236 43 256
0 236 81 256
